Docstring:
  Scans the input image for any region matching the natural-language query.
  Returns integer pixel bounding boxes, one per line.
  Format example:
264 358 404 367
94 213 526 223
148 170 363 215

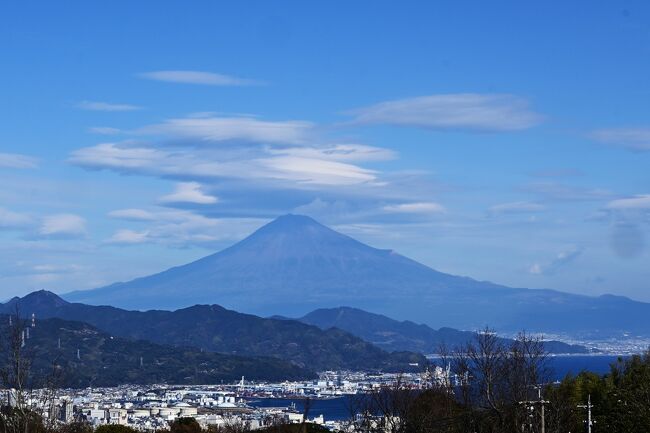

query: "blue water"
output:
548 354 624 378
427 354 625 380
248 355 627 421
247 397 351 421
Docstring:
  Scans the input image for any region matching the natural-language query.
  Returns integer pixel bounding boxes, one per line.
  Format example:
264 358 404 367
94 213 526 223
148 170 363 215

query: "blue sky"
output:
1 1 650 301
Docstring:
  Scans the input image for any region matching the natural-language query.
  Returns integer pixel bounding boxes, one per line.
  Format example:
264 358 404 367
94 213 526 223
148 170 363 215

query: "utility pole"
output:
519 386 548 433
578 394 594 433
537 386 548 433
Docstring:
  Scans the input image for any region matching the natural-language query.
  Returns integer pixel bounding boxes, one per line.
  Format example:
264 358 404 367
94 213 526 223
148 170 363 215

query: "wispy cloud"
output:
383 202 446 214
0 207 33 228
69 141 384 187
271 144 395 162
105 209 263 247
348 93 542 132
39 214 87 238
88 127 123 135
69 111 436 227
0 152 38 169
107 229 150 245
140 116 313 145
77 101 142 112
139 70 261 86
260 155 378 185
28 263 85 283
529 247 583 275
292 198 353 220
3 262 85 282
32 263 84 275
591 128 650 151
159 182 218 205
70 111 402 193
108 208 156 221
606 194 650 210
523 182 612 202
489 201 545 215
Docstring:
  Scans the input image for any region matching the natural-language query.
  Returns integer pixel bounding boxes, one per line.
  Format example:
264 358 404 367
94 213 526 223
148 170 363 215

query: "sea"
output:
246 355 626 421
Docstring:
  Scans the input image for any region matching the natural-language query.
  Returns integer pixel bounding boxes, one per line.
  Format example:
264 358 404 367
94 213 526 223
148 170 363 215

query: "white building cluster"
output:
4 369 451 431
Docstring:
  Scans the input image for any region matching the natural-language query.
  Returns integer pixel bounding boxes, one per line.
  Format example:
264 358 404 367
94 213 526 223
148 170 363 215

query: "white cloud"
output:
528 263 543 275
293 198 352 217
606 194 650 210
107 229 150 245
489 201 545 214
383 202 446 214
30 266 80 283
32 263 83 274
0 207 33 228
591 128 650 151
104 209 264 247
140 116 313 145
69 142 383 187
0 152 38 169
109 208 209 225
108 208 156 221
159 182 218 204
70 143 170 171
348 93 542 132
2 262 85 284
260 156 378 185
529 247 583 276
39 214 87 237
88 126 123 135
77 101 142 112
139 70 260 86
71 111 400 192
271 144 396 162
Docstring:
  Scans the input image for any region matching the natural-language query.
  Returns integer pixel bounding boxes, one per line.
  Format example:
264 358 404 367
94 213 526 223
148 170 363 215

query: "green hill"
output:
1 315 312 388
2 291 426 372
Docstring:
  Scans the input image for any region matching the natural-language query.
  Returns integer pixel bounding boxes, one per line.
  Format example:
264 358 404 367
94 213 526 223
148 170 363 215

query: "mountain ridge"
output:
299 306 588 354
2 290 425 372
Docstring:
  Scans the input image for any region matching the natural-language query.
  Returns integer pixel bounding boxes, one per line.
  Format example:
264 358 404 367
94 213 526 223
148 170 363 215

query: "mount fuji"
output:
65 214 650 336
